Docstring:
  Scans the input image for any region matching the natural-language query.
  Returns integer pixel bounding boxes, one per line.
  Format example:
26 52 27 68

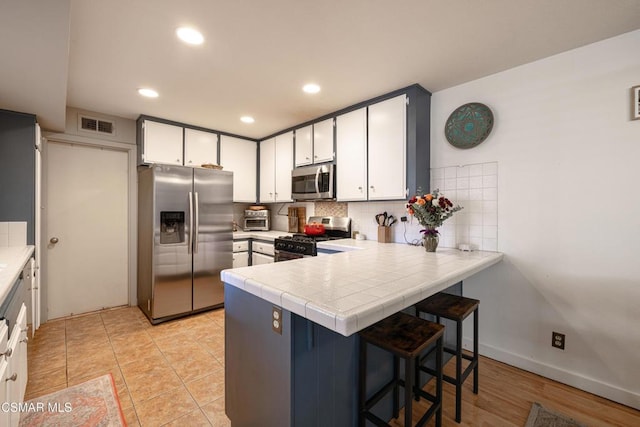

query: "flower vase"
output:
423 229 439 252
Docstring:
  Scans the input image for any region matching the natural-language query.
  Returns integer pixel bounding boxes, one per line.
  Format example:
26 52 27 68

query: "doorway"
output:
45 141 129 318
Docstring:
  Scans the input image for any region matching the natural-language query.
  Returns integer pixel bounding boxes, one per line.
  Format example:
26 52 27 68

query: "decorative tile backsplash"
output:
0 221 27 247
314 201 348 217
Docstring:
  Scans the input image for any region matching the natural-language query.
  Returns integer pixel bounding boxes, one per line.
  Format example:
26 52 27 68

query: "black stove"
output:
274 216 351 260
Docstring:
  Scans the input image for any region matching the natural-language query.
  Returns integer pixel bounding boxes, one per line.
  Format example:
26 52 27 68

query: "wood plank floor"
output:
390 354 640 426
26 307 639 426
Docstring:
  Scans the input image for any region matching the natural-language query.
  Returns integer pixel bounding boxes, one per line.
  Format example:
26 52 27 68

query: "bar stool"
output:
414 292 479 423
359 312 444 427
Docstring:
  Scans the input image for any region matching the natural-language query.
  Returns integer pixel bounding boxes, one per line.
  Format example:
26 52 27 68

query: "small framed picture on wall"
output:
633 85 640 120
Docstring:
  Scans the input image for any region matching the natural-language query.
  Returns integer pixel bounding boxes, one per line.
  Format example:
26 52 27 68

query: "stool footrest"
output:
363 378 398 411
363 410 391 427
419 359 478 387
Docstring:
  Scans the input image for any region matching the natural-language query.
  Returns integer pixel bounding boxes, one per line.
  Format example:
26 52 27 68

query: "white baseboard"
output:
463 338 640 410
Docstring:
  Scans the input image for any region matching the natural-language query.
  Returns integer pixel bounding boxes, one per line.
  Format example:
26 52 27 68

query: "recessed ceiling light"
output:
138 88 159 98
176 27 204 45
303 83 321 94
240 116 255 124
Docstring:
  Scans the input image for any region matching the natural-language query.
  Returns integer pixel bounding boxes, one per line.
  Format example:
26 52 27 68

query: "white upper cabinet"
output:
260 132 293 203
294 125 313 167
274 131 293 202
184 128 218 167
367 94 407 200
313 118 335 163
259 137 276 203
295 120 334 167
336 108 367 201
142 120 183 165
220 135 257 203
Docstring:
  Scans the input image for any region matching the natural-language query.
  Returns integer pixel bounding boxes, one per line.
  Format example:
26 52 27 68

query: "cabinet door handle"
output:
0 348 12 358
176 158 180 162
5 373 17 382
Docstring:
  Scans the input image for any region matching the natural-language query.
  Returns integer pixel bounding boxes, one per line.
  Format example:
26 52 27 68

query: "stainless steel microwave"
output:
291 164 335 201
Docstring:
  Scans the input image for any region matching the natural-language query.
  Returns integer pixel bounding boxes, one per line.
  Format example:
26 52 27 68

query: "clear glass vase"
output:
423 229 439 252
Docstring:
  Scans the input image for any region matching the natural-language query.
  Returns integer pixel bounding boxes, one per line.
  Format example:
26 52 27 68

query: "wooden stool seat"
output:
414 292 479 321
415 292 479 423
359 311 444 359
359 312 444 427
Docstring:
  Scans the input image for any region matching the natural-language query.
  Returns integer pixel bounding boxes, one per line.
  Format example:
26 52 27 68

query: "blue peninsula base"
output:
224 283 461 427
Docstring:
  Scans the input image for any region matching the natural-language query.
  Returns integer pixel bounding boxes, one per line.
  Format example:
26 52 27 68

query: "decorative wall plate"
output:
445 103 494 149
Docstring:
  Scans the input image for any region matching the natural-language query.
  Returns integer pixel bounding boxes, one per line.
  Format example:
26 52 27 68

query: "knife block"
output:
297 207 306 233
377 226 392 243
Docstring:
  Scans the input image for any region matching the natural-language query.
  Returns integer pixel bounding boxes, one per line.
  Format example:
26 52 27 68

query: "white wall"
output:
430 30 640 408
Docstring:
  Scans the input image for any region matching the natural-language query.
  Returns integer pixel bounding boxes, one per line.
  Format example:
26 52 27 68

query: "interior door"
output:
46 141 128 318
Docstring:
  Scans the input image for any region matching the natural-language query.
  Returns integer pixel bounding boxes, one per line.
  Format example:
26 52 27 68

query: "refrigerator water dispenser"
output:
160 211 185 244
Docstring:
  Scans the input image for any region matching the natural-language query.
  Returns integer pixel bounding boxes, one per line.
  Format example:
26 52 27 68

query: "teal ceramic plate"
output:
445 103 494 149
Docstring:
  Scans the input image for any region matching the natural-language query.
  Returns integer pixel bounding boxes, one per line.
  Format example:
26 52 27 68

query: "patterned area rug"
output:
525 402 587 427
19 374 126 427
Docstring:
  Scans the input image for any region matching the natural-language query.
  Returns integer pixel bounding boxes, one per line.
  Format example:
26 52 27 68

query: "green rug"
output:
525 402 587 427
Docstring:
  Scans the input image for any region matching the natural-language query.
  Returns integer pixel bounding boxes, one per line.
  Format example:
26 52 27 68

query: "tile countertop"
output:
232 230 293 241
0 246 35 305
221 239 503 337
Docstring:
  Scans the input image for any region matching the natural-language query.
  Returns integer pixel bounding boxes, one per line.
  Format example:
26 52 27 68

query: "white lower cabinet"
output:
0 322 9 427
233 252 249 268
251 240 274 265
232 240 250 268
252 252 274 265
3 304 28 427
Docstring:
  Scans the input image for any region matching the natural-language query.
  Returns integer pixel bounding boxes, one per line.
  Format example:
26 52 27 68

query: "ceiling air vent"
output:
78 114 116 136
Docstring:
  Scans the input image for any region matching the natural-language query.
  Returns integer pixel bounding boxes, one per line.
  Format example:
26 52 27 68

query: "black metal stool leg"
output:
393 355 400 419
404 356 414 427
473 307 479 394
436 336 443 427
455 319 462 423
358 340 366 427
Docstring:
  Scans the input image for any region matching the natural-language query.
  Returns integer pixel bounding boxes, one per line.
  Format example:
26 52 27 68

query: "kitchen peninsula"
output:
221 239 502 426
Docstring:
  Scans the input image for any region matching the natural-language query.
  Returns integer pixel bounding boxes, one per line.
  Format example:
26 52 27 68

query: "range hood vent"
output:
79 114 115 136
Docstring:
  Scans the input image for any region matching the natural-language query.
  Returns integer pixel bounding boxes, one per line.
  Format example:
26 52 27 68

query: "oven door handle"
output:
314 167 321 195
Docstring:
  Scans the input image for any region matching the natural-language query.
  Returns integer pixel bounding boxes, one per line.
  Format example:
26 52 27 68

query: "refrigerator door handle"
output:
194 191 199 253
188 191 193 254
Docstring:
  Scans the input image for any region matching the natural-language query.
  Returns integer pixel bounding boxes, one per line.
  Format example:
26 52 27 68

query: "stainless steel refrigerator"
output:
137 164 233 324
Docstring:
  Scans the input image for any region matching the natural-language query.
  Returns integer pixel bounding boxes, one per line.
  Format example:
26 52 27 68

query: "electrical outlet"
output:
272 306 282 335
552 332 565 350
400 216 408 222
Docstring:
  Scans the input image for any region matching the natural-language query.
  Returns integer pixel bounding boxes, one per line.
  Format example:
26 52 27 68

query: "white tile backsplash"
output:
0 222 27 247
429 161 499 251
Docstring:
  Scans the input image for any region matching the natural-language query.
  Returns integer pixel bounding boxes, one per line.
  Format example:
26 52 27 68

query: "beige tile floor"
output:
25 306 229 426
